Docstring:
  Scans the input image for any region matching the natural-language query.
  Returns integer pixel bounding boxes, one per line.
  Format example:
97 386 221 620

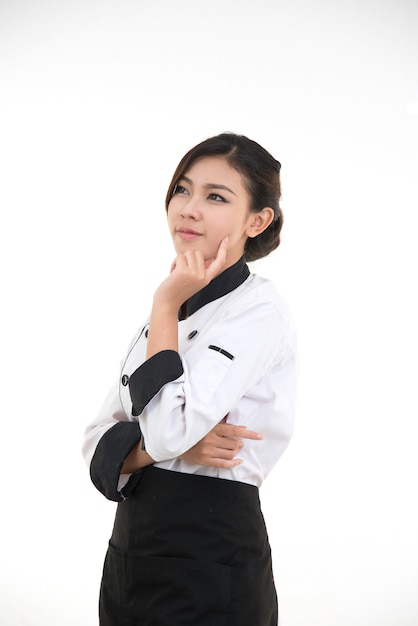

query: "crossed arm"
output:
121 422 263 474
122 242 263 474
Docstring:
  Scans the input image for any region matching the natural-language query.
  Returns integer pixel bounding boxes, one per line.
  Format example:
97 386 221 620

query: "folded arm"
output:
121 422 263 474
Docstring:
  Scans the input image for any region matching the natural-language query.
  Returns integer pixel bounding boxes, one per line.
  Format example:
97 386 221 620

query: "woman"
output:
83 132 298 625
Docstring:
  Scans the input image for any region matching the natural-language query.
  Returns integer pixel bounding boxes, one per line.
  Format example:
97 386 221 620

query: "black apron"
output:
99 466 278 626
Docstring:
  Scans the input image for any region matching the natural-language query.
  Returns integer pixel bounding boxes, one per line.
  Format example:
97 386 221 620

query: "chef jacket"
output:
82 257 298 502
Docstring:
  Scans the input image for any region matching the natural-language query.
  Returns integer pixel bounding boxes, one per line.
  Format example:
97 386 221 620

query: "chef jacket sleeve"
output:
130 298 294 461
82 380 143 502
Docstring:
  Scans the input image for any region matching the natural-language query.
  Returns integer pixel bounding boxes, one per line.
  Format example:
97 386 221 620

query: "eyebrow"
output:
180 175 237 196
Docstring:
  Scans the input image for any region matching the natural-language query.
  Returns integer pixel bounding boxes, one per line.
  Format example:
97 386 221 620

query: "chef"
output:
83 132 298 626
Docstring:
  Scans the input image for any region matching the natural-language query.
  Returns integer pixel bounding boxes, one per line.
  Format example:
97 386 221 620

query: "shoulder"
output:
213 272 297 356
232 273 295 328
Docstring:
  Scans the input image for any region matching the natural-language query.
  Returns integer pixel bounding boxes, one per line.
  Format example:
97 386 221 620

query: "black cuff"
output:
129 350 183 417
90 421 143 502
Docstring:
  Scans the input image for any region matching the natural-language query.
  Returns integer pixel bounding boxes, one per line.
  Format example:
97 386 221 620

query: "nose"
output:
180 196 202 220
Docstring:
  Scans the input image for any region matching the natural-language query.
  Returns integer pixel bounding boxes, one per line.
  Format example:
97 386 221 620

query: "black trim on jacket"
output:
90 422 143 502
184 256 250 318
91 257 250 500
129 350 184 417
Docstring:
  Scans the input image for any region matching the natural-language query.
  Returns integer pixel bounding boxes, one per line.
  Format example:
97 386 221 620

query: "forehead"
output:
183 156 245 190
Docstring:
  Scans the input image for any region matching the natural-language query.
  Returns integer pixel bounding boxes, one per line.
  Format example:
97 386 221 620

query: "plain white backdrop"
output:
1 1 417 624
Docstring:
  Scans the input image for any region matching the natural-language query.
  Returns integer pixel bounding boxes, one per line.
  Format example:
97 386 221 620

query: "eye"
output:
208 193 227 203
173 184 188 196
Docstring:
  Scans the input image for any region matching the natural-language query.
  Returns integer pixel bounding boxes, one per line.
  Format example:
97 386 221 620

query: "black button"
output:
187 330 198 340
121 374 129 386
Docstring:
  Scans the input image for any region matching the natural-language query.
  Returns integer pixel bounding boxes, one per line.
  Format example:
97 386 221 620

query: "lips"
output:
177 228 202 235
176 227 203 240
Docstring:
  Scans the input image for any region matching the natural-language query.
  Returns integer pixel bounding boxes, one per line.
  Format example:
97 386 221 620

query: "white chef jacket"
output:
82 258 298 501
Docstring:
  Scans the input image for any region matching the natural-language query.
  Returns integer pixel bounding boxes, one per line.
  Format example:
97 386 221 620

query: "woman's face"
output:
167 156 253 268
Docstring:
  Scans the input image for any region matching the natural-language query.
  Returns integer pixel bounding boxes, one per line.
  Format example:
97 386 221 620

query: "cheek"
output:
221 217 246 238
166 201 177 223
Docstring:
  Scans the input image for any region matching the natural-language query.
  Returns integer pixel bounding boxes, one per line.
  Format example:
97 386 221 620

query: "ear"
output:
245 207 275 238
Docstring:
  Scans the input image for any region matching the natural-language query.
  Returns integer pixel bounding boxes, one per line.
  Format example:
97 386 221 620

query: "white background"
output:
1 1 417 624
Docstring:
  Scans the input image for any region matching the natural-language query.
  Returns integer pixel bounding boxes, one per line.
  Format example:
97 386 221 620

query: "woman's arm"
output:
120 444 154 474
180 423 263 468
146 241 228 360
135 293 288 461
120 423 263 474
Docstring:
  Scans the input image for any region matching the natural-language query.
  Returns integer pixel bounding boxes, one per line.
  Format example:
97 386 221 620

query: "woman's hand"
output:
121 423 263 474
153 237 229 311
180 423 263 468
146 237 229 359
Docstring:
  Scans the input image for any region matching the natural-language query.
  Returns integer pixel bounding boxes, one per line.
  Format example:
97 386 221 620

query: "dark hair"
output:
165 132 283 262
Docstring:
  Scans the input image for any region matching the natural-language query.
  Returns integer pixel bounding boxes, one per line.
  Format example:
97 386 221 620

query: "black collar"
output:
180 257 250 320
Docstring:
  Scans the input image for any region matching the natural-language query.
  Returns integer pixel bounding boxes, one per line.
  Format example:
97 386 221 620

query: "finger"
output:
215 423 263 440
183 250 196 271
206 457 243 469
205 236 229 281
213 440 243 454
236 427 263 441
172 253 187 272
194 249 206 276
184 249 205 277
